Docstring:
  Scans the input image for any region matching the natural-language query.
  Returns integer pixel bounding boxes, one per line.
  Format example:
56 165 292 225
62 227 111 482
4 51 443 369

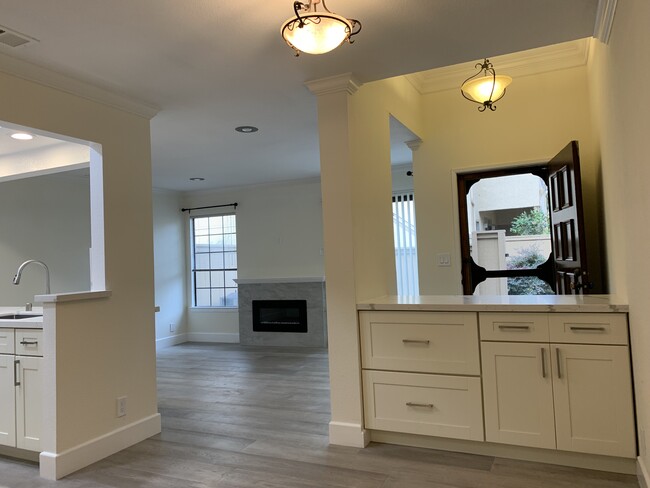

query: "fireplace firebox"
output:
252 300 308 333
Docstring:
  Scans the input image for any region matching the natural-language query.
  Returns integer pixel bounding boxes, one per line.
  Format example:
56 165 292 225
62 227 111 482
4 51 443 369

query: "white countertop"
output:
0 306 44 328
357 295 629 313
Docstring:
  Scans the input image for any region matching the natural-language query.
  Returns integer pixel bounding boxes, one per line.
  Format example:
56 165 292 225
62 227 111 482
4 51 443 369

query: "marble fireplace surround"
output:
236 278 327 347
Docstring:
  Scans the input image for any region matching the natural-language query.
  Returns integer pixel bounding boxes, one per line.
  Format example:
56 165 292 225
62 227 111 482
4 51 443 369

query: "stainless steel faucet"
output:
13 260 51 295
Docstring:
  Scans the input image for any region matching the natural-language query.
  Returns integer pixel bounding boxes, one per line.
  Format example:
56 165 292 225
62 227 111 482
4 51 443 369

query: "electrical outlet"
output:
169 323 175 333
117 396 127 417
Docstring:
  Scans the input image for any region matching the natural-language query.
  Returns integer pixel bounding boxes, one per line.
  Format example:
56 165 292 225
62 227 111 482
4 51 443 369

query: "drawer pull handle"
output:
402 339 430 345
569 326 606 332
541 347 547 378
498 325 530 330
406 402 434 408
14 359 20 386
20 340 38 346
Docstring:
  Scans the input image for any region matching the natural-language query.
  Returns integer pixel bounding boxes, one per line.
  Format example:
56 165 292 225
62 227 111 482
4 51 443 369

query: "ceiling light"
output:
11 132 34 140
235 126 258 133
281 0 361 56
189 177 205 182
461 59 512 112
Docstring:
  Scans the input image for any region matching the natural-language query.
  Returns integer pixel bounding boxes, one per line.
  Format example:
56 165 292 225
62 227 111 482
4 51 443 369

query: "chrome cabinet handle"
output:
498 325 530 330
541 347 547 378
14 359 20 386
406 402 434 408
556 348 562 379
569 326 606 331
20 340 38 346
402 339 430 345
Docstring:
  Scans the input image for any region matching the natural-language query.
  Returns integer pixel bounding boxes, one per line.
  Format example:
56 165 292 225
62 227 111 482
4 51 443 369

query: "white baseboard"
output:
187 332 240 343
329 421 370 448
639 456 650 488
39 413 161 480
156 333 188 349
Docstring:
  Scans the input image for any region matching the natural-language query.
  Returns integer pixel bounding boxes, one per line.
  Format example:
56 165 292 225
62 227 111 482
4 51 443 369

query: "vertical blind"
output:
392 192 419 296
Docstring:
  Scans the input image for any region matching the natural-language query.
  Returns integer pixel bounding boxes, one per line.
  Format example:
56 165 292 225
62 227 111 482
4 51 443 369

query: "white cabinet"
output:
0 327 43 452
360 311 484 441
480 313 635 458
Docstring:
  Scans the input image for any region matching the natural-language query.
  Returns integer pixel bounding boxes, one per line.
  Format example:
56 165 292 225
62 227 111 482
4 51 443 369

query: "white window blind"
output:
392 192 419 296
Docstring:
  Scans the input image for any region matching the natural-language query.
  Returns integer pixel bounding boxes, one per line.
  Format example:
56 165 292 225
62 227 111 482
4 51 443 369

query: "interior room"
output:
0 1 649 487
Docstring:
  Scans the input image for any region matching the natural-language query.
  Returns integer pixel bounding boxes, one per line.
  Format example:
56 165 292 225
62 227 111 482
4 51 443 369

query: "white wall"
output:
0 68 159 478
588 1 650 479
182 178 324 340
152 190 187 348
0 171 90 305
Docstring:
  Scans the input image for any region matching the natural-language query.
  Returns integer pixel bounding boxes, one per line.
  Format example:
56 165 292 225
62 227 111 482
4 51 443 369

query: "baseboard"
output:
39 413 161 480
369 430 636 474
329 421 370 448
156 333 188 349
638 456 650 488
186 332 240 343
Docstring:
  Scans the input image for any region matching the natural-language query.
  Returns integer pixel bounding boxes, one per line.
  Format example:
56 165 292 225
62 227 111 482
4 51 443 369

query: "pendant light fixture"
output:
281 0 361 56
461 58 512 112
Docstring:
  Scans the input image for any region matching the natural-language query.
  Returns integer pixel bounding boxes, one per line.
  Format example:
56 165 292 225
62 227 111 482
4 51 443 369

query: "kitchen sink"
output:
0 313 43 320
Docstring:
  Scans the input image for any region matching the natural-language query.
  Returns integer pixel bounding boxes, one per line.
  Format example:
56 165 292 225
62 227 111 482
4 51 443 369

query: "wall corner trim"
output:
39 413 161 480
305 73 362 96
638 456 650 488
328 421 370 448
594 0 618 44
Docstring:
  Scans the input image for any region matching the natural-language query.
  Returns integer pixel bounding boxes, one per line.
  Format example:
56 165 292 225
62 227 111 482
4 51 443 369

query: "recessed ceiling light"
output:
189 177 205 182
235 126 258 133
11 132 34 140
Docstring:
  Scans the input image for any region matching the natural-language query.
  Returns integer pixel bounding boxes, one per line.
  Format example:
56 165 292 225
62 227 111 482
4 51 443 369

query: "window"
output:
393 192 419 296
191 214 238 307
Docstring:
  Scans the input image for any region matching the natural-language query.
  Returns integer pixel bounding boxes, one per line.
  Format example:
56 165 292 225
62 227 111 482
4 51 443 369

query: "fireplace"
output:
253 300 308 333
237 278 327 347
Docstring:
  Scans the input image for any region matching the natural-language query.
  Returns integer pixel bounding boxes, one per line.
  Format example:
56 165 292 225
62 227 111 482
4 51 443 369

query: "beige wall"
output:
0 69 158 476
588 0 650 476
415 65 601 294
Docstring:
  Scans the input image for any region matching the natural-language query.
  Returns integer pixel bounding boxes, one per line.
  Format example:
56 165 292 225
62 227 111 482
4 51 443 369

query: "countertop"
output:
0 306 44 328
357 295 629 313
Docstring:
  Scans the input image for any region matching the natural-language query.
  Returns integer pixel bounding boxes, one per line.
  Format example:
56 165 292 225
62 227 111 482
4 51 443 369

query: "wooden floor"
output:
0 342 640 487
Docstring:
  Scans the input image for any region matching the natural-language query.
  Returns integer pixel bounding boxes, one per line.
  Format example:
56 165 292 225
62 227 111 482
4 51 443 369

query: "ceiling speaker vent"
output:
0 26 39 48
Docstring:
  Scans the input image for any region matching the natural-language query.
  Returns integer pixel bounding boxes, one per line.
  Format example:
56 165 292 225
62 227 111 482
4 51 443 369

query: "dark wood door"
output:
547 141 588 294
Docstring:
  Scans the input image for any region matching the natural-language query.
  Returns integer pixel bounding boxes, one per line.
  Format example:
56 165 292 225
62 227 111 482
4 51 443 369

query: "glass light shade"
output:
281 13 352 55
461 75 512 103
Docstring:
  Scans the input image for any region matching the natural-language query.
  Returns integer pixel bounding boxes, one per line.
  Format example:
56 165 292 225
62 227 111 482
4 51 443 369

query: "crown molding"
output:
305 73 362 96
594 0 617 44
0 51 159 119
405 38 590 95
405 139 422 151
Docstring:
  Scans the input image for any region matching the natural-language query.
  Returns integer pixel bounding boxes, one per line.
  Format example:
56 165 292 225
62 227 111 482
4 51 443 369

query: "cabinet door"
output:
481 342 556 449
15 356 42 451
0 355 16 447
552 344 636 458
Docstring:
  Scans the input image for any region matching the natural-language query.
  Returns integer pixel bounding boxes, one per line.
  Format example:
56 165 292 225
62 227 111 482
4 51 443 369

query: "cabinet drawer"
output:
549 314 628 345
479 313 549 342
359 311 479 375
363 370 484 441
15 329 43 357
0 329 15 354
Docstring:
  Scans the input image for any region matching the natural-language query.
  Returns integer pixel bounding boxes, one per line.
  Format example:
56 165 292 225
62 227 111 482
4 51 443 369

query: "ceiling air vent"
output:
0 26 39 48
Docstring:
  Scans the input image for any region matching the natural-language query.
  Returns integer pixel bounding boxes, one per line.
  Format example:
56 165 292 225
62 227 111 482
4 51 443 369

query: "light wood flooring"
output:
0 343 641 487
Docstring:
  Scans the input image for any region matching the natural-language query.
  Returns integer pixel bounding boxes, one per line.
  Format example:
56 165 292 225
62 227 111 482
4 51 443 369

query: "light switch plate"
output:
437 253 451 267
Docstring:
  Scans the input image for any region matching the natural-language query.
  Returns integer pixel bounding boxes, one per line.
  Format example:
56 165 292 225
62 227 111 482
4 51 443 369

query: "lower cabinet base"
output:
0 445 40 463
368 430 637 475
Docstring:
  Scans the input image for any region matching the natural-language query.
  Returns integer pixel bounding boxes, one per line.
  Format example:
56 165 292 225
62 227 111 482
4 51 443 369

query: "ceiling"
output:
0 0 601 192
